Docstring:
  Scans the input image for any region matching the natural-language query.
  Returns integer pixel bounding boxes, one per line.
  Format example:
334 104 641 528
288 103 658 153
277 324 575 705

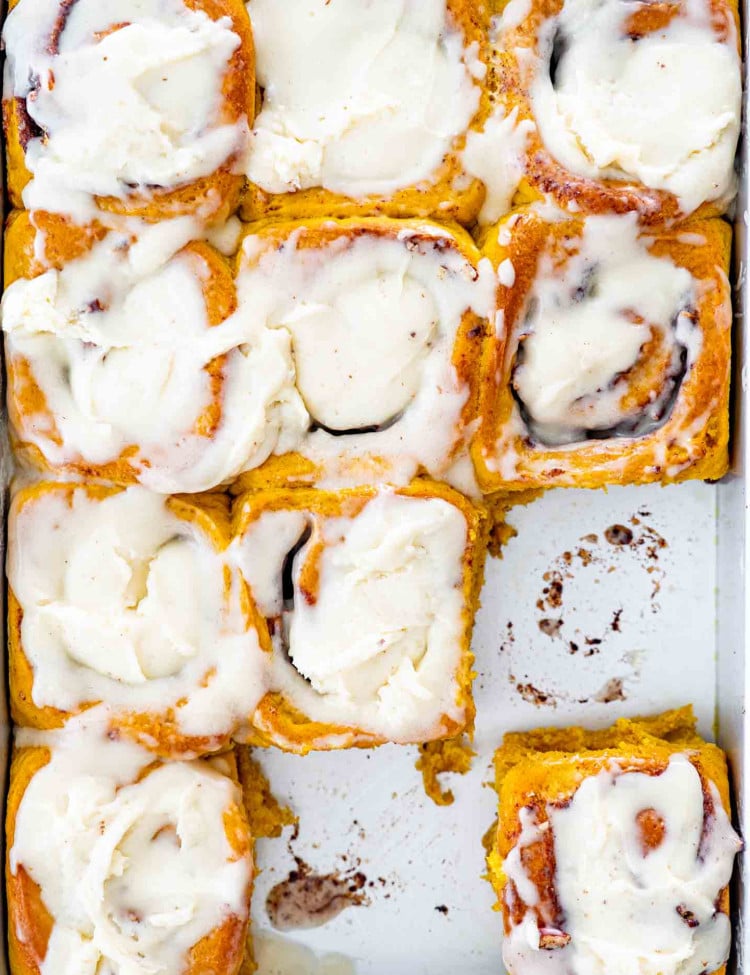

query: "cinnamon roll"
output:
8 482 267 758
7 718 253 975
231 481 488 752
493 0 741 221
473 209 731 490
3 212 300 495
2 0 254 225
488 707 741 975
242 0 493 225
231 217 494 490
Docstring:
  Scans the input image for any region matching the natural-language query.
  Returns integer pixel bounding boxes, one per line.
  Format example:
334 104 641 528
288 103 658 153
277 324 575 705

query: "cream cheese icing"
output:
509 214 697 446
461 107 535 224
233 225 495 486
232 493 470 741
524 0 741 213
245 0 480 198
2 219 305 495
8 486 266 741
502 755 742 975
3 0 248 221
11 716 252 975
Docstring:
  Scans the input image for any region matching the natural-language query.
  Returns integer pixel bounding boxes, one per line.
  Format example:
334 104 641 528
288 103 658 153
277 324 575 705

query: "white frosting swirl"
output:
233 492 470 741
511 214 697 445
245 0 480 197
3 0 248 220
234 226 495 486
2 220 304 495
526 0 741 213
502 755 742 975
8 485 266 741
11 720 252 975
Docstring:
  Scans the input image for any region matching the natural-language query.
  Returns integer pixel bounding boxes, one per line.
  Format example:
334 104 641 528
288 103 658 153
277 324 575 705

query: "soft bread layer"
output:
490 708 741 975
8 482 266 757
474 210 732 490
2 0 254 223
232 481 488 752
6 719 253 975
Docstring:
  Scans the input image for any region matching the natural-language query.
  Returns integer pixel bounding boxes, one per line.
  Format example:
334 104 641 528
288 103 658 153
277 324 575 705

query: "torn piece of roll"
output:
2 0 254 224
231 217 494 490
2 212 302 495
232 481 488 753
242 0 493 224
7 482 267 758
6 718 253 975
493 0 741 221
473 209 732 491
487 707 742 975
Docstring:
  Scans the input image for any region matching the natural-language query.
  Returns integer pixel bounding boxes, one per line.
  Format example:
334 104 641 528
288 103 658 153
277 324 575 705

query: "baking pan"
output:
0 9 747 975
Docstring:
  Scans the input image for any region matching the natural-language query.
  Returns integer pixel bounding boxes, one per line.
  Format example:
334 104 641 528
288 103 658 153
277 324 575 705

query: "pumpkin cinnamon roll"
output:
473 210 732 491
241 0 494 225
493 0 741 221
231 481 488 753
7 718 254 975
487 707 742 975
3 212 300 495
8 482 267 758
2 0 254 225
231 217 494 491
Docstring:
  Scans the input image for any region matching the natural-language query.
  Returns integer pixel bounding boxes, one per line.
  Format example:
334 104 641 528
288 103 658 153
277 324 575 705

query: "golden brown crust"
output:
233 747 299 975
235 747 296 839
5 211 239 486
241 0 491 225
473 210 732 491
7 744 253 975
493 0 740 222
4 209 108 283
232 480 489 753
7 481 256 758
6 747 54 975
488 706 733 975
3 0 254 222
230 215 491 493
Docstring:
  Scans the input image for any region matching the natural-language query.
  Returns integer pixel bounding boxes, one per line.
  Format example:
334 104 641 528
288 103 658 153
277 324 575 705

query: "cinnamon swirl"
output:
3 212 301 495
232 481 488 752
3 0 254 224
473 210 731 490
231 216 494 490
7 718 254 975
488 707 741 975
8 482 267 758
242 0 493 225
492 0 741 221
